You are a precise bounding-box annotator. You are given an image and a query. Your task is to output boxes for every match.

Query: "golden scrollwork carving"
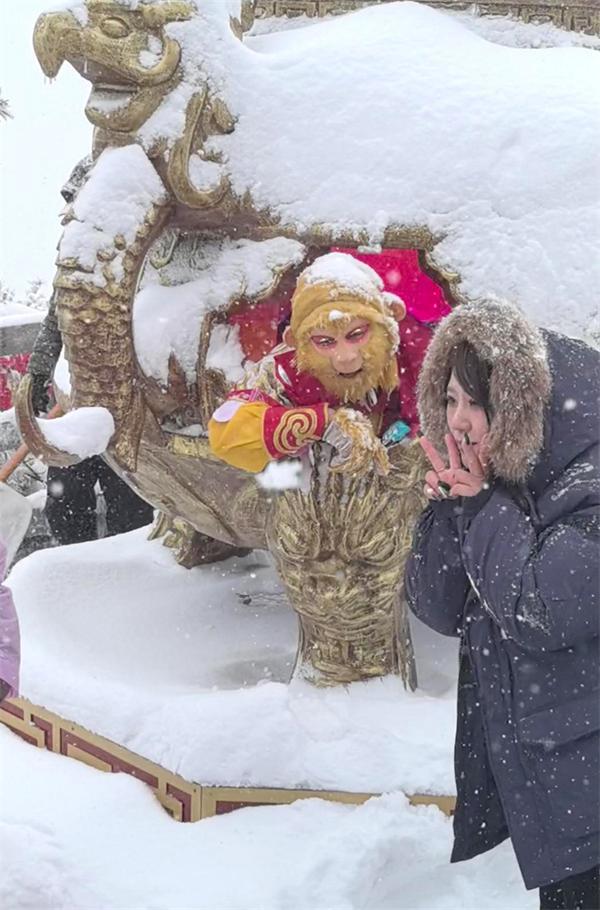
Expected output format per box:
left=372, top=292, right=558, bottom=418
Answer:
left=167, top=89, right=234, bottom=211
left=148, top=512, right=250, bottom=567
left=16, top=192, right=173, bottom=471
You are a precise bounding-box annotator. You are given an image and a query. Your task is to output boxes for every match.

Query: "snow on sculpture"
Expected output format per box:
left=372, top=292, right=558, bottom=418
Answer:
left=15, top=0, right=600, bottom=686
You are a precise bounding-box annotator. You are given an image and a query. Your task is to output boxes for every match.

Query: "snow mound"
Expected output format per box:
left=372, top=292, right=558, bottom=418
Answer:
left=147, top=0, right=599, bottom=342
left=59, top=145, right=167, bottom=285
left=205, top=322, right=246, bottom=383
left=38, top=407, right=114, bottom=458
left=257, top=459, right=304, bottom=490
left=301, top=251, right=385, bottom=297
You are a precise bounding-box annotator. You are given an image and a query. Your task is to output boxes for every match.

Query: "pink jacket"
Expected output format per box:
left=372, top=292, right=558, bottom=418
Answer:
left=0, top=540, right=20, bottom=697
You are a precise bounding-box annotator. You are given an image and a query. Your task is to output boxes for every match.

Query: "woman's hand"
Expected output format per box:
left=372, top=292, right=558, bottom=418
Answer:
left=420, top=433, right=490, bottom=499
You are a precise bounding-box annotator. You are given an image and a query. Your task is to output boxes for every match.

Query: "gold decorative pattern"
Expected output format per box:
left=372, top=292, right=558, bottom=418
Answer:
left=0, top=698, right=456, bottom=819
left=0, top=697, right=202, bottom=822
left=167, top=89, right=234, bottom=211
left=272, top=408, right=320, bottom=455
left=148, top=512, right=250, bottom=566
left=266, top=441, right=427, bottom=686
left=254, top=0, right=599, bottom=34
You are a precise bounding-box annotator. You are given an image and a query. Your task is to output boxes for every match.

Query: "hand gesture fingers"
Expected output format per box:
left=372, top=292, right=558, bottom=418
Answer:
left=419, top=436, right=447, bottom=473
left=460, top=438, right=485, bottom=477
left=424, top=469, right=442, bottom=497
left=448, top=468, right=486, bottom=498
left=424, top=471, right=442, bottom=500
left=444, top=434, right=462, bottom=471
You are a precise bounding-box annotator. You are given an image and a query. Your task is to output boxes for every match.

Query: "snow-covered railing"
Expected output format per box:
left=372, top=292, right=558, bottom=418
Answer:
left=0, top=697, right=456, bottom=820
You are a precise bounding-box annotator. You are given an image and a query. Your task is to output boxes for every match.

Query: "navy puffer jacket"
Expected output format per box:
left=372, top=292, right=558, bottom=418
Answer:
left=405, top=302, right=599, bottom=890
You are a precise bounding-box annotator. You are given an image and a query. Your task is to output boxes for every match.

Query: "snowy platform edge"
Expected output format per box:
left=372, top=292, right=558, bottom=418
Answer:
left=0, top=697, right=456, bottom=820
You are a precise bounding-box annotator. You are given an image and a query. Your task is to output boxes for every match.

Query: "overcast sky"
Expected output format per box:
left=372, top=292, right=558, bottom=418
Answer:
left=0, top=1, right=92, bottom=299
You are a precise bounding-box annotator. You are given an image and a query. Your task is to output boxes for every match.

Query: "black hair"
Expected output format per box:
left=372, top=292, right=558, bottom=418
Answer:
left=447, top=341, right=492, bottom=417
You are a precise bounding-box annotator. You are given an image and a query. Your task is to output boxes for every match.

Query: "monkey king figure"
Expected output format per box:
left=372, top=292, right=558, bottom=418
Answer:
left=209, top=252, right=432, bottom=476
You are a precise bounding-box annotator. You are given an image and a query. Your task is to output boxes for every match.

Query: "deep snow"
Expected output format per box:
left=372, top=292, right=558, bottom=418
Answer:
left=0, top=723, right=536, bottom=909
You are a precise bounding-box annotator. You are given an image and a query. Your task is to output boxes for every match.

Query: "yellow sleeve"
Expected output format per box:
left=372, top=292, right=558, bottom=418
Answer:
left=208, top=402, right=271, bottom=474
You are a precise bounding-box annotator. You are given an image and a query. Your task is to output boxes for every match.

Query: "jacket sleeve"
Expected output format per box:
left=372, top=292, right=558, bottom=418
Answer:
left=463, top=473, right=599, bottom=651
left=208, top=396, right=329, bottom=474
left=27, top=290, right=62, bottom=379
left=404, top=501, right=470, bottom=637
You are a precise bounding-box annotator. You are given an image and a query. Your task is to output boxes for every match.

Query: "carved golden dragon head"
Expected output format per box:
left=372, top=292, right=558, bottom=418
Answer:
left=33, top=1, right=194, bottom=135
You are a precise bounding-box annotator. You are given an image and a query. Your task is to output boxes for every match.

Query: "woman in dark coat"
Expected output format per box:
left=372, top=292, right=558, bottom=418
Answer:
left=405, top=300, right=599, bottom=909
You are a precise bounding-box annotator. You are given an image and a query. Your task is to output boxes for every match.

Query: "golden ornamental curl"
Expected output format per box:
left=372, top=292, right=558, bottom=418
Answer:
left=272, top=408, right=319, bottom=456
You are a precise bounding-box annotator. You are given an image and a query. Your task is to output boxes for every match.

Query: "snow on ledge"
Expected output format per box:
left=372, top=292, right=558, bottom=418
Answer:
left=0, top=303, right=44, bottom=328
left=301, top=251, right=384, bottom=297
left=134, top=236, right=306, bottom=385
left=205, top=323, right=245, bottom=383
left=38, top=407, right=115, bottom=458
left=59, top=145, right=167, bottom=287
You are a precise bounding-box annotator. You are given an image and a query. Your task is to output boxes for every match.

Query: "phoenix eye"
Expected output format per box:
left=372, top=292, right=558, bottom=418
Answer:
left=100, top=17, right=131, bottom=39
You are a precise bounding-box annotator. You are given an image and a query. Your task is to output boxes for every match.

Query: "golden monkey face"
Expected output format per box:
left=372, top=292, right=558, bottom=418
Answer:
left=294, top=314, right=398, bottom=403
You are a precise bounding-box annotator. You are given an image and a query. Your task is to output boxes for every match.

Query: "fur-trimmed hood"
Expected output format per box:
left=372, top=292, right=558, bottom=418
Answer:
left=418, top=300, right=599, bottom=486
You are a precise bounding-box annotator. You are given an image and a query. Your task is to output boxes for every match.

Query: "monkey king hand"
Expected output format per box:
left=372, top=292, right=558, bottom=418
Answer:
left=323, top=408, right=390, bottom=477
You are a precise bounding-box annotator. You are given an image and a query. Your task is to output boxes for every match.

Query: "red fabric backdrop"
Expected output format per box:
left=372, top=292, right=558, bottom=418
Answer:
left=228, top=248, right=451, bottom=363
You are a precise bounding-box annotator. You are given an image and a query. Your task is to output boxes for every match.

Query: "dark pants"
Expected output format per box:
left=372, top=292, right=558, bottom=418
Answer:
left=540, top=867, right=599, bottom=910
left=46, top=457, right=154, bottom=545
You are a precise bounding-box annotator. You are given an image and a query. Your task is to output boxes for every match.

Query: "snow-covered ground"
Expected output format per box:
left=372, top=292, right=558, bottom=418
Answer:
left=10, top=528, right=458, bottom=795
left=1, top=527, right=542, bottom=907
left=0, top=722, right=536, bottom=910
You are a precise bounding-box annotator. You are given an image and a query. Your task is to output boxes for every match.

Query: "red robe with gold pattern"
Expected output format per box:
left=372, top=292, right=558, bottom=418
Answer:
left=208, top=314, right=431, bottom=473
